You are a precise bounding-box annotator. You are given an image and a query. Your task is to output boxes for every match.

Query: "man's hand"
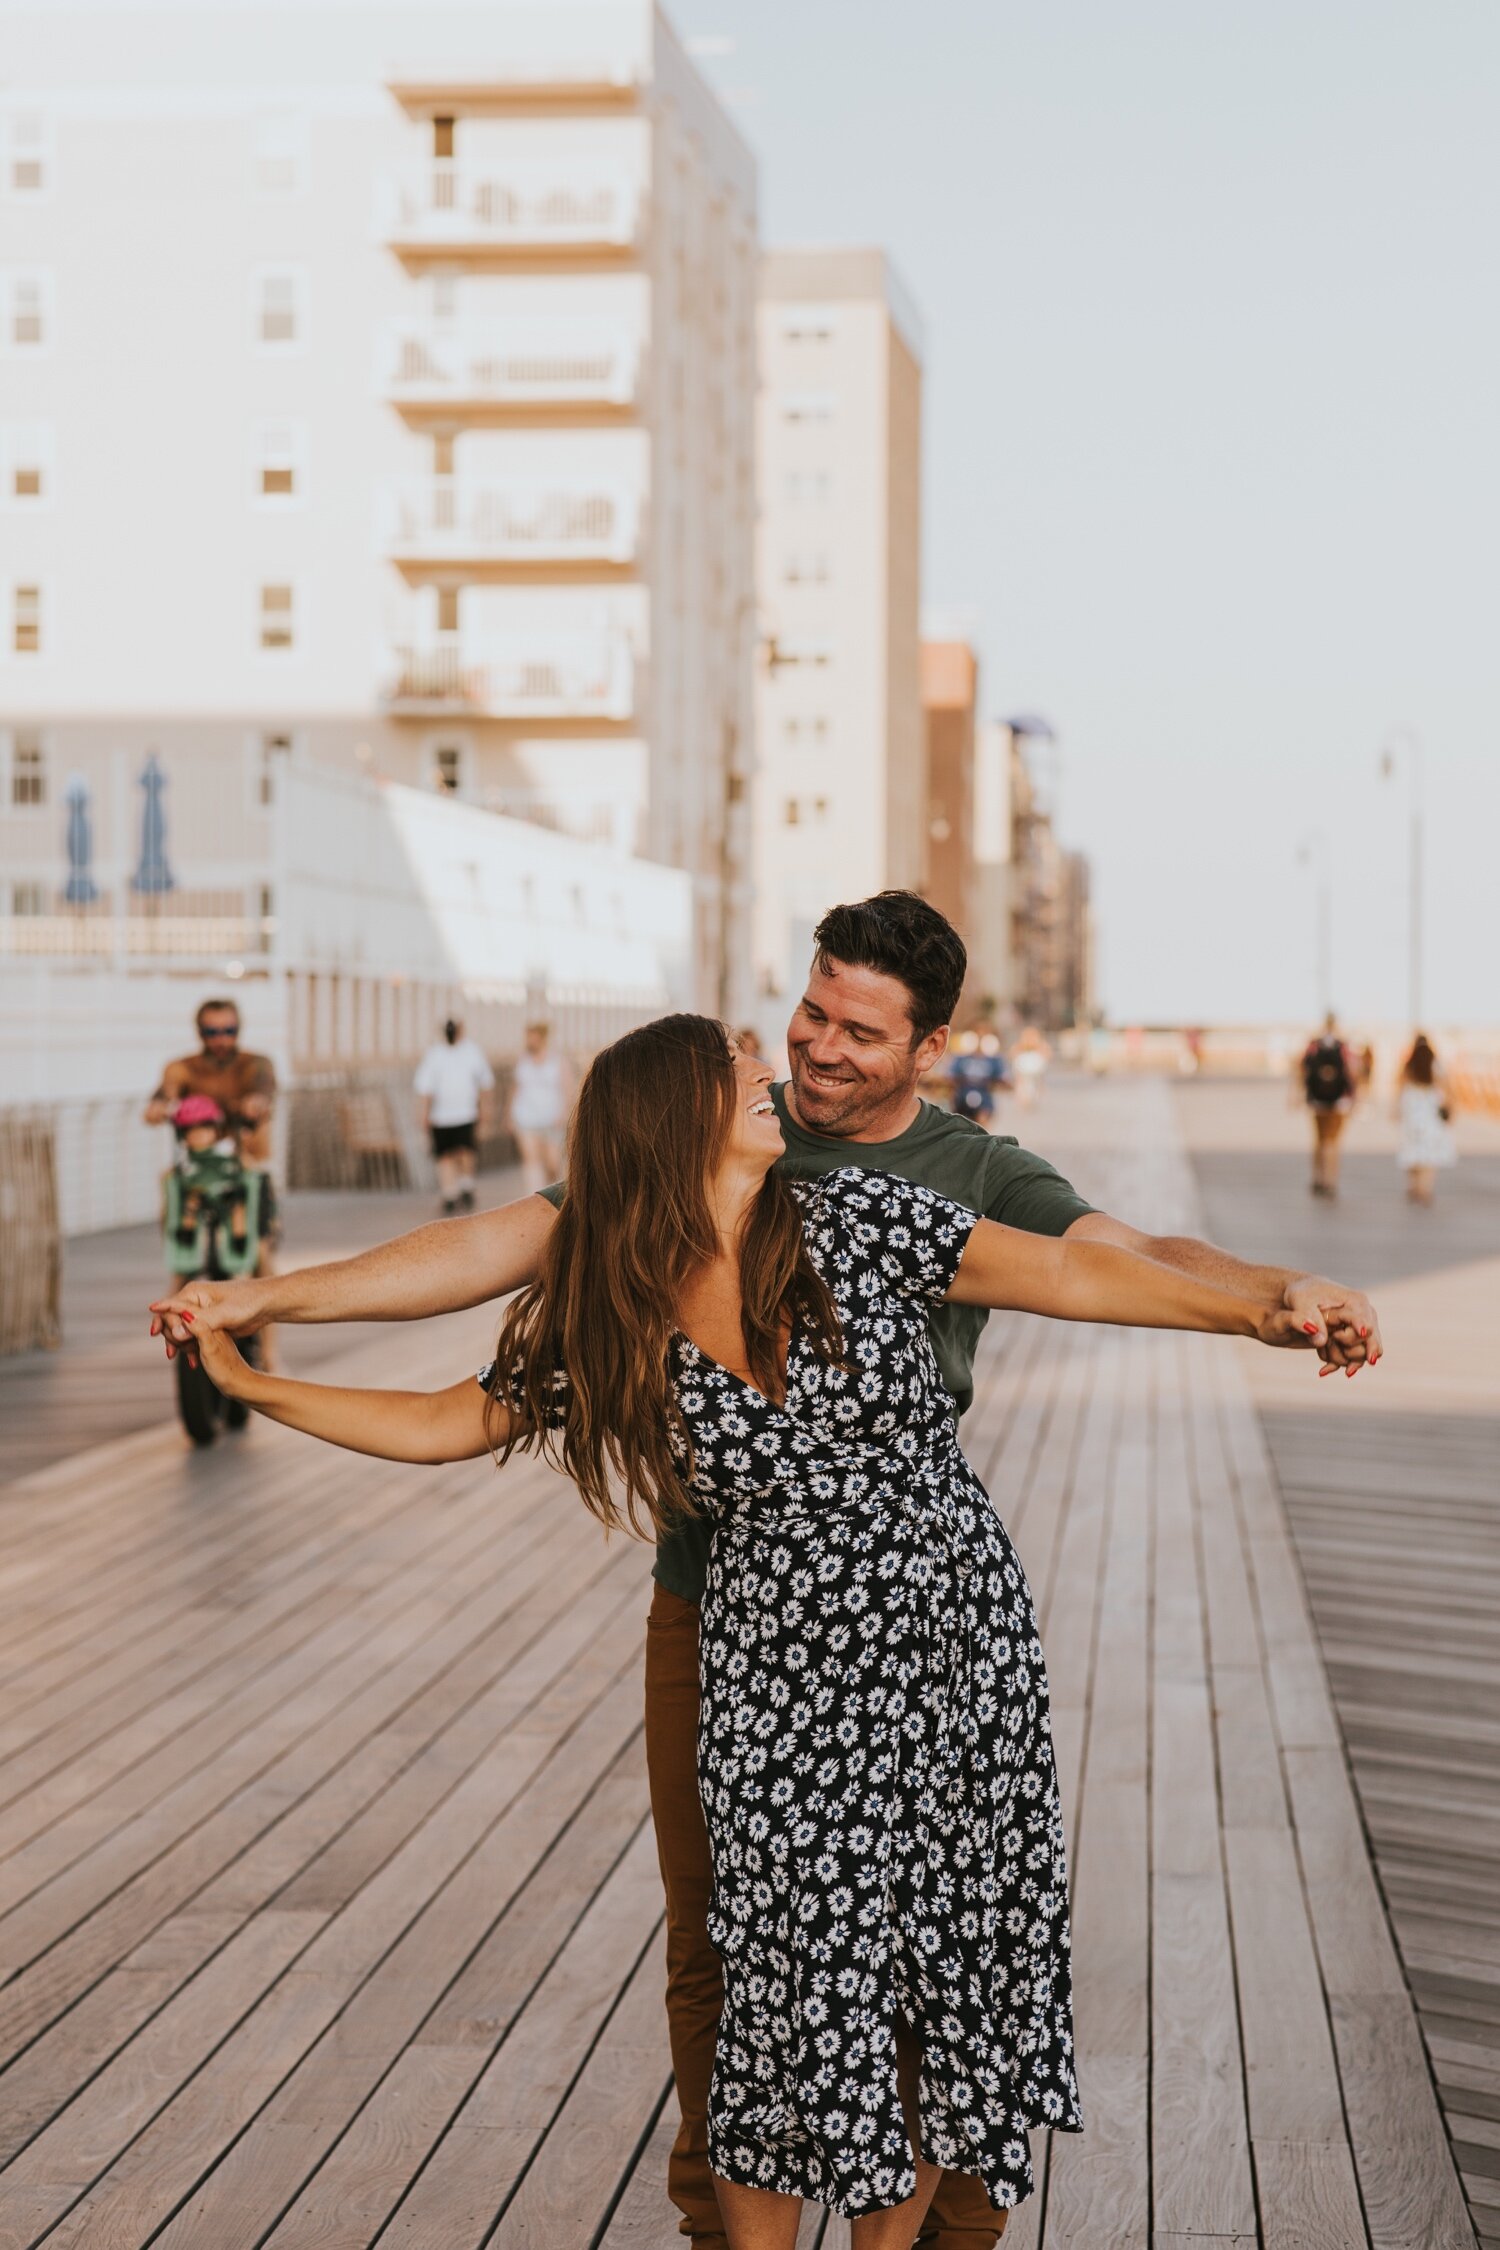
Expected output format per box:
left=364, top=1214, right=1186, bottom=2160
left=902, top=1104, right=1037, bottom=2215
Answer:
left=1282, top=1276, right=1382, bottom=1376
left=151, top=1276, right=272, bottom=1355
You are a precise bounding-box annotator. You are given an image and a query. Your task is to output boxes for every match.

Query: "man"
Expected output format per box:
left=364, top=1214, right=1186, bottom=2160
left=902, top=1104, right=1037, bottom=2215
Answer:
left=145, top=998, right=278, bottom=1255
left=414, top=1017, right=494, bottom=1214
left=1298, top=1009, right=1357, bottom=1199
left=151, top=894, right=1380, bottom=2250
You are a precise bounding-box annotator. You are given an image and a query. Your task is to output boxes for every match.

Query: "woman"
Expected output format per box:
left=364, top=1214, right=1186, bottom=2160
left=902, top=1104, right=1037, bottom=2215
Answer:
left=509, top=1020, right=569, bottom=1196
left=1395, top=1033, right=1456, bottom=1205
left=188, top=1016, right=1326, bottom=2249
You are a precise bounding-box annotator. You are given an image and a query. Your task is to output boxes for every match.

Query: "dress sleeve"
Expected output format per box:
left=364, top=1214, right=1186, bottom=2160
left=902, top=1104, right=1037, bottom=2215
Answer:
left=475, top=1356, right=571, bottom=1427
left=826, top=1167, right=981, bottom=1306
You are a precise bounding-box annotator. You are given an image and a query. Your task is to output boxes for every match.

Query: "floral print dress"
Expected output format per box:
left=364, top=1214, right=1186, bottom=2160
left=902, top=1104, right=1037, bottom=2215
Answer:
left=487, top=1167, right=1080, bottom=2218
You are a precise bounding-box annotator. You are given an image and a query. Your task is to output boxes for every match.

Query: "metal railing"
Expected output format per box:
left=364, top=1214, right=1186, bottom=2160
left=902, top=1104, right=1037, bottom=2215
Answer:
left=387, top=480, right=639, bottom=563
left=383, top=321, right=640, bottom=407
left=385, top=163, right=641, bottom=248
left=0, top=915, right=270, bottom=960
left=383, top=636, right=636, bottom=719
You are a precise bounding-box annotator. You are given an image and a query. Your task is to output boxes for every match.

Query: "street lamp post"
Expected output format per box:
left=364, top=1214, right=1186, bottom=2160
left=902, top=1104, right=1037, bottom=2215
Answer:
left=1379, top=726, right=1425, bottom=1029
left=1297, top=829, right=1331, bottom=1021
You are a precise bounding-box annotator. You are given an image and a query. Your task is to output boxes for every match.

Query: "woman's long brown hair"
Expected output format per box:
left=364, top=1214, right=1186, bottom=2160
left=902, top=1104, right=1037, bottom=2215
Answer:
left=486, top=1014, right=844, bottom=1537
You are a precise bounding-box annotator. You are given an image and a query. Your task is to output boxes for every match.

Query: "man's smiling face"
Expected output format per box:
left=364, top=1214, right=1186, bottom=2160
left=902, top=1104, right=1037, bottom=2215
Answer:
left=784, top=955, right=950, bottom=1141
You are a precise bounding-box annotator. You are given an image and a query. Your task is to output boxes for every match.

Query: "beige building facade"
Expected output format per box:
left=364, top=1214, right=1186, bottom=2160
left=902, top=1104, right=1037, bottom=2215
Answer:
left=0, top=0, right=757, bottom=1014
left=750, top=248, right=923, bottom=1025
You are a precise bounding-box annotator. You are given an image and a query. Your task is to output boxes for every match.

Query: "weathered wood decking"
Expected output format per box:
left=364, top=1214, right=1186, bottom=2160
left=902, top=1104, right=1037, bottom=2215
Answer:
left=0, top=1080, right=1478, bottom=2246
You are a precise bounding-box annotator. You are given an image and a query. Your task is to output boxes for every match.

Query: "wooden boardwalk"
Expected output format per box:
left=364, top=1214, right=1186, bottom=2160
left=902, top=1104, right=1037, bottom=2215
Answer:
left=1181, top=1075, right=1500, bottom=2250
left=0, top=1080, right=1477, bottom=2247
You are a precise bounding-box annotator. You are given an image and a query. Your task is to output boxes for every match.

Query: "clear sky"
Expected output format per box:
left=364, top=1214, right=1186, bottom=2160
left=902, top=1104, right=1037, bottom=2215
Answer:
left=673, top=0, right=1500, bottom=1028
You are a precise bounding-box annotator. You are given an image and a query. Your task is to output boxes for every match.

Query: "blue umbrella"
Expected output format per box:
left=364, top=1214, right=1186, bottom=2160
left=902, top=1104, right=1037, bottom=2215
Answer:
left=131, top=751, right=175, bottom=896
left=62, top=775, right=99, bottom=906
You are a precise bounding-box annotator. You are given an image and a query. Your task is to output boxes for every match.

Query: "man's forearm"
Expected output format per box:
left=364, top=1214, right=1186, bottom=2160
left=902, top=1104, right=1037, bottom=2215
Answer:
left=245, top=1196, right=555, bottom=1324
left=1129, top=1232, right=1310, bottom=1307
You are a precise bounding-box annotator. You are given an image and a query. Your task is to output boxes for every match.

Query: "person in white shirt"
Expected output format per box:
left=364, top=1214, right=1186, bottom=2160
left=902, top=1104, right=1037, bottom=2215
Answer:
left=509, top=1021, right=570, bottom=1196
left=414, top=1020, right=495, bottom=1215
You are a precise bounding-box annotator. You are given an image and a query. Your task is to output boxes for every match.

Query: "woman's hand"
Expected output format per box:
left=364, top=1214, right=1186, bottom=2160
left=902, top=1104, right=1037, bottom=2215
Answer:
left=187, top=1316, right=260, bottom=1397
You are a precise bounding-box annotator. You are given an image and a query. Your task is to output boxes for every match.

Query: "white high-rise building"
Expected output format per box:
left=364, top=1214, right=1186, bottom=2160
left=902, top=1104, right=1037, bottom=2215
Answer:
left=751, top=247, right=924, bottom=1025
left=0, top=0, right=757, bottom=1014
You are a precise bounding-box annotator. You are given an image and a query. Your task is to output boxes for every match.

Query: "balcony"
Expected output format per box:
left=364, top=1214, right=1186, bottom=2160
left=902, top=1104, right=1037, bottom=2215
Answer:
left=383, top=634, right=636, bottom=723
left=387, top=480, right=640, bottom=568
left=383, top=322, right=641, bottom=412
left=383, top=163, right=642, bottom=254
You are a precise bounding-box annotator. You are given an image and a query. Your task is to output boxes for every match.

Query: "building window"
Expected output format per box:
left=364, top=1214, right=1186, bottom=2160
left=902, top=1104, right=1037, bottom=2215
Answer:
left=13, top=583, right=40, bottom=653
left=432, top=431, right=456, bottom=478
left=781, top=391, right=835, bottom=424
left=785, top=469, right=831, bottom=507
left=10, top=422, right=50, bottom=500
left=256, top=269, right=304, bottom=349
left=783, top=798, right=800, bottom=826
left=435, top=585, right=460, bottom=636
left=6, top=113, right=49, bottom=196
left=255, top=113, right=305, bottom=195
left=433, top=116, right=455, bottom=160
left=259, top=583, right=295, bottom=650
left=10, top=880, right=46, bottom=916
left=10, top=728, right=46, bottom=804
left=258, top=730, right=293, bottom=805
left=253, top=421, right=304, bottom=503
left=430, top=269, right=458, bottom=323
left=432, top=743, right=464, bottom=794
left=779, top=306, right=836, bottom=343
left=9, top=272, right=48, bottom=349
left=783, top=552, right=831, bottom=586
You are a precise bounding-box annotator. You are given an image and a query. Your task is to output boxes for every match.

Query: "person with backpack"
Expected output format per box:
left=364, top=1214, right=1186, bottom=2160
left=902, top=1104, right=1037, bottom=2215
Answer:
left=1298, top=1011, right=1357, bottom=1198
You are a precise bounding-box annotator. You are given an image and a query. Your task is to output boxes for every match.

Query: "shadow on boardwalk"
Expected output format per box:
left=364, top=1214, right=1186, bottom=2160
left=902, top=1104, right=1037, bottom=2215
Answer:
left=0, top=1081, right=1479, bottom=2246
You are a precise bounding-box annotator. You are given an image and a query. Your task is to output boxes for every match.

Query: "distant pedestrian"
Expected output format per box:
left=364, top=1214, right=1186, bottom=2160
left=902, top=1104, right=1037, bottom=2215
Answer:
left=948, top=1027, right=1008, bottom=1129
left=415, top=1019, right=494, bottom=1215
left=509, top=1021, right=570, bottom=1197
left=1357, top=1041, right=1377, bottom=1095
left=1297, top=1011, right=1356, bottom=1199
left=1010, top=1025, right=1051, bottom=1111
left=1395, top=1033, right=1455, bottom=1206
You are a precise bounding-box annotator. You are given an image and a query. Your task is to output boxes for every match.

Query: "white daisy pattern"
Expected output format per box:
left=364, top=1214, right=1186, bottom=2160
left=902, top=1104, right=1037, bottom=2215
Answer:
left=485, top=1166, right=1080, bottom=2218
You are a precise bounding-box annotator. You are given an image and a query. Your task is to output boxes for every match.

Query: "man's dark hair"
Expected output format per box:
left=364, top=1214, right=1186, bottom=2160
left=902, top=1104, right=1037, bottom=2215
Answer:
left=812, top=891, right=967, bottom=1042
left=443, top=1018, right=460, bottom=1045
left=196, top=998, right=239, bottom=1034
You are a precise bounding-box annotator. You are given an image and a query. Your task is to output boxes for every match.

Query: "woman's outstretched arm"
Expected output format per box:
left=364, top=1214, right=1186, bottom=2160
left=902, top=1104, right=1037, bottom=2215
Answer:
left=190, top=1320, right=500, bottom=1461
left=947, top=1219, right=1314, bottom=1350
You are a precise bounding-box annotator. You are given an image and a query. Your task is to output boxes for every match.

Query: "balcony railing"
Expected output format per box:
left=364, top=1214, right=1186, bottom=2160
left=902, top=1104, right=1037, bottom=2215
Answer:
left=383, top=635, right=635, bottom=721
left=384, top=163, right=642, bottom=251
left=383, top=321, right=641, bottom=409
left=0, top=915, right=270, bottom=960
left=387, top=480, right=640, bottom=564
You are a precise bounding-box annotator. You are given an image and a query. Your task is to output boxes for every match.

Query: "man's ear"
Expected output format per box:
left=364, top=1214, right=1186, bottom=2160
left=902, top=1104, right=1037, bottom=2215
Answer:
left=914, top=1023, right=951, bottom=1074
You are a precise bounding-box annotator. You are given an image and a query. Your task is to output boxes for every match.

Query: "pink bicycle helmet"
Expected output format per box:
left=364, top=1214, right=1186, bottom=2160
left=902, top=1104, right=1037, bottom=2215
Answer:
left=172, top=1094, right=227, bottom=1130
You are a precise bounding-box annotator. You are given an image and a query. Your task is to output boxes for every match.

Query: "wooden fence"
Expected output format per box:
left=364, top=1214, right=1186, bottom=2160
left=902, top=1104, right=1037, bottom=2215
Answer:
left=0, top=1110, right=62, bottom=1353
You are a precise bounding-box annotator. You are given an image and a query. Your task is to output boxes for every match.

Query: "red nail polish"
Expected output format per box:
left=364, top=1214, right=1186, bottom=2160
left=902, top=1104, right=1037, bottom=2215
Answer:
left=1302, top=1323, right=1319, bottom=1335
left=1359, top=1326, right=1369, bottom=1339
left=181, top=1310, right=195, bottom=1323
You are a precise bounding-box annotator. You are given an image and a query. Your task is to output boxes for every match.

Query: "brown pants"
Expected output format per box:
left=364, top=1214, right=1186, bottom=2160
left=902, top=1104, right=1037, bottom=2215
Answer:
left=644, top=1583, right=1009, bottom=2247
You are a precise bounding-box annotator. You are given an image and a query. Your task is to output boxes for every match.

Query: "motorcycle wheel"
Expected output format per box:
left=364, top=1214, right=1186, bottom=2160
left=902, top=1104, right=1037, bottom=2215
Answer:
left=176, top=1349, right=223, bottom=1448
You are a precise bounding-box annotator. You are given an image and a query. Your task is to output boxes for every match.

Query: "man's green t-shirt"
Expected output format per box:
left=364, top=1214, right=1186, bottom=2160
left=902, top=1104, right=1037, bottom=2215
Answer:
left=539, top=1082, right=1095, bottom=1604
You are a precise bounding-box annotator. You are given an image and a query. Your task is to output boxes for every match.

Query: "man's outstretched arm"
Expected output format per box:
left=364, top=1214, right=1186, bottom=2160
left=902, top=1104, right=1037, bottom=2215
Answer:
left=151, top=1193, right=558, bottom=1347
left=1065, top=1211, right=1380, bottom=1373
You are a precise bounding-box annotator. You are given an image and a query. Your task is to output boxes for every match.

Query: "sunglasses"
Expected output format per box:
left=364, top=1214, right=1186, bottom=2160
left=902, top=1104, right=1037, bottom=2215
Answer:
left=202, top=1025, right=240, bottom=1040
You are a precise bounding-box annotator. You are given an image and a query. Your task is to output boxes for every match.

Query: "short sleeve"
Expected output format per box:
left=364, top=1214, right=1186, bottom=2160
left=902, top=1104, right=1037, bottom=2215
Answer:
left=983, top=1141, right=1094, bottom=1236
left=413, top=1052, right=436, bottom=1097
left=821, top=1167, right=981, bottom=1306
left=475, top=1355, right=571, bottom=1428
left=470, top=1045, right=496, bottom=1093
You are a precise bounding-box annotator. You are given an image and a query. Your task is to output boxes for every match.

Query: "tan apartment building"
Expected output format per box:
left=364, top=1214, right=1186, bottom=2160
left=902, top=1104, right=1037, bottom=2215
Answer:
left=920, top=637, right=978, bottom=955
left=751, top=248, right=923, bottom=1023
left=0, top=0, right=758, bottom=1015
